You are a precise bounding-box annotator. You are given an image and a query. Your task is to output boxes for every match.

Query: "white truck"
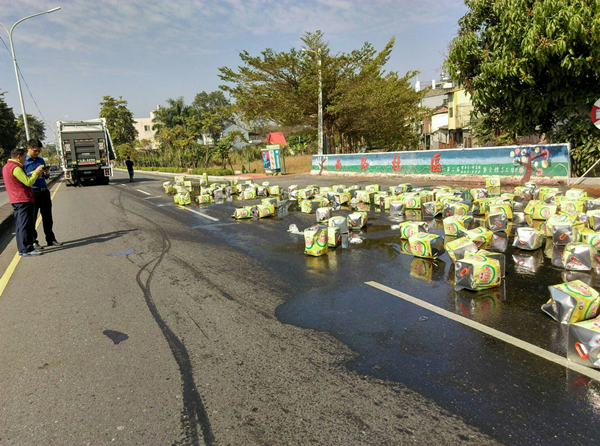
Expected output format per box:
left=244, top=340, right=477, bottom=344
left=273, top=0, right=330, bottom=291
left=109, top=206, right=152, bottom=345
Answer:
left=57, top=119, right=115, bottom=185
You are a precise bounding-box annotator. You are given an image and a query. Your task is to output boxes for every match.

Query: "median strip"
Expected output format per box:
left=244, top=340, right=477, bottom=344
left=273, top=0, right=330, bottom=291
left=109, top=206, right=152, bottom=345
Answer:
left=366, top=281, right=600, bottom=382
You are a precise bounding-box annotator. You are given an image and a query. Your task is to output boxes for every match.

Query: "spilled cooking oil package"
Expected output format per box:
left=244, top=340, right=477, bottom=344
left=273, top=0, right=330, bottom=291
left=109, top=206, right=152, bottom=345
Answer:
left=542, top=280, right=600, bottom=324
left=568, top=318, right=600, bottom=369
left=408, top=233, right=445, bottom=259
left=304, top=225, right=328, bottom=257
left=455, top=254, right=502, bottom=291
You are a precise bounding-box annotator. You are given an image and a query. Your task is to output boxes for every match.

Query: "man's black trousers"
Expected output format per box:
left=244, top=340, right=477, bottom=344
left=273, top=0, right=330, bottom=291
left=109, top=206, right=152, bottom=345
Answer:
left=12, top=202, right=34, bottom=254
left=32, top=188, right=56, bottom=245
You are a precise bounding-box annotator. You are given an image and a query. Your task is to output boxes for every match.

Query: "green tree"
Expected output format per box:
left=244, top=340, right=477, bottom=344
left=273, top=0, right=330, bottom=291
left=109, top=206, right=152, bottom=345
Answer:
left=445, top=0, right=600, bottom=174
left=16, top=114, right=46, bottom=146
left=152, top=98, right=202, bottom=168
left=0, top=92, right=18, bottom=159
left=219, top=31, right=426, bottom=153
left=99, top=95, right=138, bottom=146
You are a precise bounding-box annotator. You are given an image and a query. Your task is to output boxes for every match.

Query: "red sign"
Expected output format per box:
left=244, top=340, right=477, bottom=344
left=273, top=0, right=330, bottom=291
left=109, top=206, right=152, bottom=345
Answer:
left=592, top=99, right=600, bottom=129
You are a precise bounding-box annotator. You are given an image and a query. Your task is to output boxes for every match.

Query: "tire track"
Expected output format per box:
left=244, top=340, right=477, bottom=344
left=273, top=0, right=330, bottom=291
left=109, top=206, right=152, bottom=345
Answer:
left=110, top=193, right=214, bottom=446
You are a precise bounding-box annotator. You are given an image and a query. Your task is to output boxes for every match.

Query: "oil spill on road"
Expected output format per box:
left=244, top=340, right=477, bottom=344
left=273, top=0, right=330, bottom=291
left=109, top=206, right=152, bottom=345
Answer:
left=103, top=330, right=129, bottom=344
left=107, top=248, right=135, bottom=256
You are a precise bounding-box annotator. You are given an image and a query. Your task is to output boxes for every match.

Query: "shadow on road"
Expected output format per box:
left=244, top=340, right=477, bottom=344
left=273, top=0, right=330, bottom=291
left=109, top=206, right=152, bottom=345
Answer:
left=43, top=229, right=137, bottom=253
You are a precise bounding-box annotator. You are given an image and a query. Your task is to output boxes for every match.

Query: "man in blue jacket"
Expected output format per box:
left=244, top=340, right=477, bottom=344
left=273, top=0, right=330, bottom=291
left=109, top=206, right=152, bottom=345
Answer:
left=24, top=139, right=62, bottom=250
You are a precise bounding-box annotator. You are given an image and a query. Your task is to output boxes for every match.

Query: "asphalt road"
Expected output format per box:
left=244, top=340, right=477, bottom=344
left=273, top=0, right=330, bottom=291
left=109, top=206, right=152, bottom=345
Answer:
left=0, top=170, right=598, bottom=445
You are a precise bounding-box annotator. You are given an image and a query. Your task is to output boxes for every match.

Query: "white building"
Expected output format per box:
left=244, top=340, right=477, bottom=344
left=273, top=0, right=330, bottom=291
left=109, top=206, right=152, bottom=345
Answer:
left=133, top=108, right=158, bottom=150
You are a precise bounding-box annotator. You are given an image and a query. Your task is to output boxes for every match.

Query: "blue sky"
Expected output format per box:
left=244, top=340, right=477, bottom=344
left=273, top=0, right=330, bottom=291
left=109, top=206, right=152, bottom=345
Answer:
left=0, top=0, right=467, bottom=142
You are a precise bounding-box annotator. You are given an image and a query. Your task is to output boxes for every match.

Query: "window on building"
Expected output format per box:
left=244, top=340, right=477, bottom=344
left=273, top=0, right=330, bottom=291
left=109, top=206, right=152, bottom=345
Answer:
left=144, top=125, right=150, bottom=131
left=449, top=107, right=453, bottom=118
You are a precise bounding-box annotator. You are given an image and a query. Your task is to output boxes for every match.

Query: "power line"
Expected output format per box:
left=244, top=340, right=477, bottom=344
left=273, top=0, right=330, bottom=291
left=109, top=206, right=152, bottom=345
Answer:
left=0, top=34, right=50, bottom=136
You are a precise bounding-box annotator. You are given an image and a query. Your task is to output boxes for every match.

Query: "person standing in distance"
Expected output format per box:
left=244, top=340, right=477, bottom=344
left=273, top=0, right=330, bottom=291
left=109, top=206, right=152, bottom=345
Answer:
left=24, top=139, right=62, bottom=250
left=125, top=156, right=134, bottom=182
left=2, top=148, right=44, bottom=257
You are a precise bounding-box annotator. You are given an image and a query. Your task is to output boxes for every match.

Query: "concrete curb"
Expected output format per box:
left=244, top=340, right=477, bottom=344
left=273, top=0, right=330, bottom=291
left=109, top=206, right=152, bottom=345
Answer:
left=0, top=173, right=63, bottom=242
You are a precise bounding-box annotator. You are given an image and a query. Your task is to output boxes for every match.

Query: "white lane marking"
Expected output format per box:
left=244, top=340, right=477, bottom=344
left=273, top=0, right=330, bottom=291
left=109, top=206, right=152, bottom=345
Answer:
left=366, top=281, right=600, bottom=382
left=156, top=204, right=168, bottom=207
left=180, top=206, right=219, bottom=221
left=144, top=196, right=163, bottom=199
left=135, top=189, right=151, bottom=195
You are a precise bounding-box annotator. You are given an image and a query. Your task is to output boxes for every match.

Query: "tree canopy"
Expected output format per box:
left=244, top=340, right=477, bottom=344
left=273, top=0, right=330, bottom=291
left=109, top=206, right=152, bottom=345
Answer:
left=219, top=31, right=427, bottom=153
left=16, top=114, right=45, bottom=146
left=0, top=92, right=18, bottom=159
left=99, top=95, right=138, bottom=146
left=445, top=0, right=600, bottom=173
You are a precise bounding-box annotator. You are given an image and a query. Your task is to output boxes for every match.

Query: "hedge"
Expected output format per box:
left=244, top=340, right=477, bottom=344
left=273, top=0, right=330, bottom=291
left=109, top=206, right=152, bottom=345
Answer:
left=132, top=166, right=234, bottom=176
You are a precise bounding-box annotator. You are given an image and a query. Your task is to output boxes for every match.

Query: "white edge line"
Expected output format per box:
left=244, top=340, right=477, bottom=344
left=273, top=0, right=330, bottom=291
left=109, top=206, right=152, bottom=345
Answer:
left=180, top=206, right=219, bottom=221
left=366, top=281, right=600, bottom=382
left=135, top=189, right=151, bottom=195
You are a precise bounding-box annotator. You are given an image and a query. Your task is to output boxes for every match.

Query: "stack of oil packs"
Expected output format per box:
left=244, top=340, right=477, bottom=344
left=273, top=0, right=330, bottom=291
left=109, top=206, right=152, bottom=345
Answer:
left=485, top=176, right=501, bottom=196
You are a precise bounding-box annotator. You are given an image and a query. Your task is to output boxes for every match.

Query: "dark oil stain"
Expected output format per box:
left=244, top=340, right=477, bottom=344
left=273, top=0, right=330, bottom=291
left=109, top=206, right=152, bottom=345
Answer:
left=103, top=330, right=129, bottom=344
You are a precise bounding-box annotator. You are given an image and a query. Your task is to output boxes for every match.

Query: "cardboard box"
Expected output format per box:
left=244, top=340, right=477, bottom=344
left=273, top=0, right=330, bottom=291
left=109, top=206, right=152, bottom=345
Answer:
left=403, top=194, right=422, bottom=210
left=365, top=184, right=380, bottom=192
left=470, top=188, right=488, bottom=200
left=543, top=280, right=600, bottom=324
left=304, top=225, right=328, bottom=257
left=513, top=250, right=544, bottom=273
left=552, top=223, right=581, bottom=245
left=565, top=189, right=587, bottom=200
left=489, top=203, right=512, bottom=219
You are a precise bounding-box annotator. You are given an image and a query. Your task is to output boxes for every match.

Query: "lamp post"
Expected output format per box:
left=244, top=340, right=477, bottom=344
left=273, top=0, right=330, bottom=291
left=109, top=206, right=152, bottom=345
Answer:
left=302, top=48, right=324, bottom=155
left=0, top=7, right=61, bottom=142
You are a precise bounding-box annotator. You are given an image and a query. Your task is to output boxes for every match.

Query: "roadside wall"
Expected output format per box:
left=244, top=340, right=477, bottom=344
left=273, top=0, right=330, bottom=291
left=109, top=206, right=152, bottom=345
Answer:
left=311, top=144, right=570, bottom=184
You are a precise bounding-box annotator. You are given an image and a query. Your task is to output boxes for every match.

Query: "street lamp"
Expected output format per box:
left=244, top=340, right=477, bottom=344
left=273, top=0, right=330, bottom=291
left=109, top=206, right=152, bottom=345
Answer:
left=302, top=48, right=324, bottom=155
left=0, top=7, right=61, bottom=142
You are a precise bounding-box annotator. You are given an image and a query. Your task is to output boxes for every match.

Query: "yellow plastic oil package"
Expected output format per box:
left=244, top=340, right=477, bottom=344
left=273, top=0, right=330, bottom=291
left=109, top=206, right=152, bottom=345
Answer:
left=543, top=280, right=600, bottom=324
left=304, top=225, right=328, bottom=257
left=443, top=215, right=472, bottom=236
left=398, top=221, right=428, bottom=239
left=455, top=254, right=502, bottom=291
left=408, top=233, right=445, bottom=259
left=233, top=206, right=255, bottom=219
left=567, top=318, right=600, bottom=369
left=562, top=242, right=594, bottom=271
left=445, top=237, right=478, bottom=263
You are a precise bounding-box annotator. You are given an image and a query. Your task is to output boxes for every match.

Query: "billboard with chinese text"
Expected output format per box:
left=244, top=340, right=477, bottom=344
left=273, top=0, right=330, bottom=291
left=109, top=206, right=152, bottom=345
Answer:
left=311, top=144, right=570, bottom=182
